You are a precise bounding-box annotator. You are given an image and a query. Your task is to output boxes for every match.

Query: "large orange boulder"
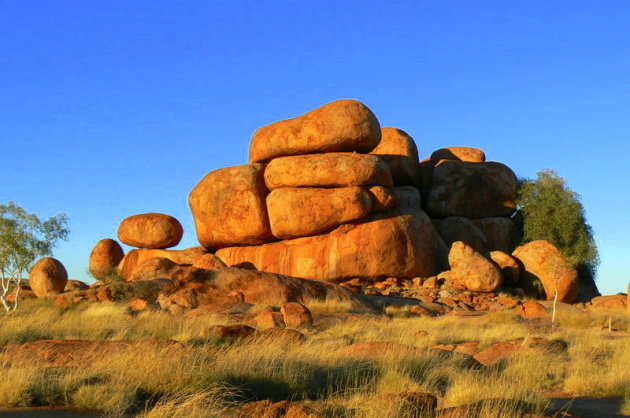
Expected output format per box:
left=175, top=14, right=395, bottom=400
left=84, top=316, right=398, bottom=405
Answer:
left=29, top=257, right=68, bottom=297
left=432, top=217, right=488, bottom=253
left=472, top=218, right=517, bottom=253
left=512, top=240, right=579, bottom=303
left=118, top=213, right=183, bottom=249
left=488, top=251, right=521, bottom=285
left=118, top=247, right=209, bottom=281
left=430, top=147, right=486, bottom=163
left=426, top=161, right=517, bottom=218
left=249, top=100, right=381, bottom=163
left=448, top=241, right=503, bottom=292
left=89, top=238, right=125, bottom=280
left=264, top=152, right=392, bottom=189
left=216, top=188, right=447, bottom=281
left=266, top=186, right=374, bottom=239
left=370, top=128, right=421, bottom=186
left=189, top=164, right=274, bottom=249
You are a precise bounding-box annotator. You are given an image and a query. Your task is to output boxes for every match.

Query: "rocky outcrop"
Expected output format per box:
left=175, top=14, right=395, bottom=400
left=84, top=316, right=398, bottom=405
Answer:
left=267, top=186, right=374, bottom=239
left=264, top=152, right=392, bottom=189
left=89, top=238, right=124, bottom=281
left=216, top=188, right=447, bottom=281
left=448, top=241, right=503, bottom=292
left=118, top=247, right=209, bottom=281
left=118, top=213, right=183, bottom=249
left=189, top=163, right=274, bottom=249
left=425, top=161, right=517, bottom=218
left=369, top=128, right=421, bottom=186
left=513, top=240, right=579, bottom=303
left=29, top=257, right=68, bottom=297
left=249, top=99, right=381, bottom=163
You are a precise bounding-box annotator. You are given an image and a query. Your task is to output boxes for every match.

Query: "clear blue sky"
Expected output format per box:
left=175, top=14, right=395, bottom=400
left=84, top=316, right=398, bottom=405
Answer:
left=1, top=1, right=628, bottom=294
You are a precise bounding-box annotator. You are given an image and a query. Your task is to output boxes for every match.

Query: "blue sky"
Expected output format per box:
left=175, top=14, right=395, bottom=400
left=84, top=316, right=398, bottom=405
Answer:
left=1, top=1, right=628, bottom=294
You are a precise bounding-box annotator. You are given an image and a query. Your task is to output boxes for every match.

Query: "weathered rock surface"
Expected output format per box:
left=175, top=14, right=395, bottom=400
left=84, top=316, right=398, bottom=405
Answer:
left=473, top=338, right=567, bottom=366
left=189, top=163, right=274, bottom=249
left=118, top=247, right=209, bottom=281
left=142, top=260, right=374, bottom=312
left=472, top=218, right=517, bottom=253
left=426, top=161, right=517, bottom=218
left=281, top=302, right=313, bottom=328
left=29, top=257, right=68, bottom=297
left=89, top=238, right=124, bottom=281
left=516, top=300, right=548, bottom=319
left=448, top=241, right=503, bottom=292
left=266, top=186, right=374, bottom=239
left=264, top=152, right=392, bottom=189
left=588, top=295, right=627, bottom=311
left=118, top=213, right=183, bottom=249
left=217, top=188, right=447, bottom=281
left=368, top=186, right=397, bottom=212
left=192, top=253, right=227, bottom=270
left=432, top=217, right=488, bottom=253
left=54, top=279, right=172, bottom=307
left=430, top=147, right=486, bottom=163
left=249, top=99, right=381, bottom=163
left=64, top=280, right=89, bottom=292
left=488, top=251, right=521, bottom=285
left=369, top=128, right=421, bottom=186
left=513, top=240, right=579, bottom=303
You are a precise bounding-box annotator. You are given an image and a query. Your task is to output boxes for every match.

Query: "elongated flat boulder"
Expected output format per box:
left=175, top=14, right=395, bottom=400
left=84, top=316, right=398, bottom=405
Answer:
left=430, top=147, right=486, bottom=163
left=264, top=152, right=392, bottom=189
left=217, top=188, right=446, bottom=281
left=249, top=100, right=381, bottom=163
left=370, top=128, right=421, bottom=186
left=118, top=213, right=183, bottom=249
left=118, top=247, right=209, bottom=281
left=266, top=187, right=374, bottom=239
left=426, top=161, right=517, bottom=218
left=189, top=164, right=274, bottom=249
left=513, top=240, right=579, bottom=303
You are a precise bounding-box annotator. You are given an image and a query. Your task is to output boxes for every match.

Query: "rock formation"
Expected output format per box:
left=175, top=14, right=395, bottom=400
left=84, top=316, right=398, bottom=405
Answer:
left=29, top=257, right=68, bottom=297
left=89, top=238, right=124, bottom=280
left=118, top=213, right=183, bottom=249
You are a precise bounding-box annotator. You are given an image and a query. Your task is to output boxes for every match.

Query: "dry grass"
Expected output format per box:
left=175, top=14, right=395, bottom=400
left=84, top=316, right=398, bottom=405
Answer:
left=0, top=298, right=628, bottom=416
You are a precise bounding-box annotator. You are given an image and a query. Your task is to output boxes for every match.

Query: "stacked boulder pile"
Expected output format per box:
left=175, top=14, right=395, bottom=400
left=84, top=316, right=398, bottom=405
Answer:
left=31, top=99, right=627, bottom=315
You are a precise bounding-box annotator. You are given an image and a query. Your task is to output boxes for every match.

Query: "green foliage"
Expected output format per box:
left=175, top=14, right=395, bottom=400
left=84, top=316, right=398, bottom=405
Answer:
left=0, top=202, right=69, bottom=310
left=513, top=169, right=599, bottom=284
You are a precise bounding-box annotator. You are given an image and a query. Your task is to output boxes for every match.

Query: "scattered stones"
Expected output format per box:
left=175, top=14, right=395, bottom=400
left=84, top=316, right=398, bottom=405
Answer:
left=89, top=238, right=125, bottom=281
left=118, top=213, right=183, bottom=249
left=249, top=99, right=381, bottom=163
left=252, top=308, right=283, bottom=329
left=448, top=241, right=503, bottom=292
left=281, top=302, right=313, bottom=328
left=29, top=257, right=68, bottom=297
left=513, top=240, right=579, bottom=303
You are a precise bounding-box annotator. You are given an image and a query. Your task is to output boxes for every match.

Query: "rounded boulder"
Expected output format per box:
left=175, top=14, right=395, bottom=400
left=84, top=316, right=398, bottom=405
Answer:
left=29, top=257, right=68, bottom=297
left=448, top=241, right=503, bottom=292
left=118, top=213, right=183, bottom=249
left=89, top=238, right=125, bottom=280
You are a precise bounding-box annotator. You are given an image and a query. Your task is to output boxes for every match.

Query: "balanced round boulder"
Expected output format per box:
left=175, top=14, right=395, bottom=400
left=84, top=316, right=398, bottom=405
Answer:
left=29, top=257, right=68, bottom=297
left=488, top=251, right=521, bottom=285
left=430, top=147, right=486, bottom=163
left=89, top=238, right=124, bottom=281
left=432, top=217, right=488, bottom=253
left=426, top=161, right=517, bottom=218
left=370, top=128, right=421, bottom=187
left=189, top=164, right=274, bottom=249
left=512, top=240, right=579, bottom=303
left=249, top=99, right=381, bottom=163
left=266, top=186, right=374, bottom=239
left=448, top=241, right=503, bottom=292
left=118, top=213, right=183, bottom=249
left=264, top=152, right=393, bottom=189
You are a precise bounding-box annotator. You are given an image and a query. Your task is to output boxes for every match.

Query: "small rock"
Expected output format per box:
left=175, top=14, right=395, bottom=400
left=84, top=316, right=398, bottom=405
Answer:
left=281, top=302, right=313, bottom=328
